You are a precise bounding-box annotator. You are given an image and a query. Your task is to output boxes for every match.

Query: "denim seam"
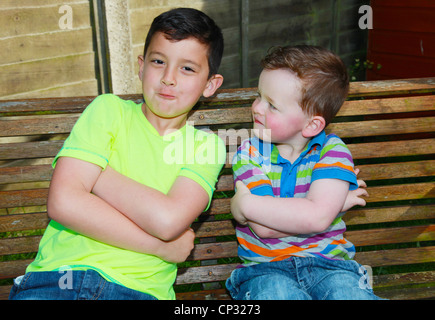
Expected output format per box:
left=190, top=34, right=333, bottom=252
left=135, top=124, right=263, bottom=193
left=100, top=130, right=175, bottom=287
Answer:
left=93, top=276, right=106, bottom=300
left=17, top=273, right=32, bottom=294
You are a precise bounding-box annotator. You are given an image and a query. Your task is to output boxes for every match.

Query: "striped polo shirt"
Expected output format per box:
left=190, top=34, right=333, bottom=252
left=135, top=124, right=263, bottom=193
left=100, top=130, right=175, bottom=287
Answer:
left=232, top=131, right=358, bottom=266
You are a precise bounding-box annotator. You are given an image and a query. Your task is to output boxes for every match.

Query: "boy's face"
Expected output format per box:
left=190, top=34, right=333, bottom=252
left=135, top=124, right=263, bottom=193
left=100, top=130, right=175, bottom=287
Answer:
left=138, top=32, right=222, bottom=127
left=252, top=68, right=310, bottom=144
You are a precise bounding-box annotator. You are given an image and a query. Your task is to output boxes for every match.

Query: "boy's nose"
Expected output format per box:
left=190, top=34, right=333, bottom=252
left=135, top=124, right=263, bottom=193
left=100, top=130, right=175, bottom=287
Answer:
left=161, top=77, right=175, bottom=86
left=161, top=68, right=176, bottom=86
left=252, top=98, right=264, bottom=115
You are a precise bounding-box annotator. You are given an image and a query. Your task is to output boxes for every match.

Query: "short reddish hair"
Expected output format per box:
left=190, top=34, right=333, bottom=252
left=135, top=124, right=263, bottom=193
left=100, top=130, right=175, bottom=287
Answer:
left=261, top=45, right=349, bottom=126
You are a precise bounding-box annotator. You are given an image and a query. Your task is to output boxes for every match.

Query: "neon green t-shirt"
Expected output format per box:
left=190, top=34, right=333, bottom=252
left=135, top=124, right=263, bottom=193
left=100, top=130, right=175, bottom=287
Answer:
left=26, top=94, right=226, bottom=300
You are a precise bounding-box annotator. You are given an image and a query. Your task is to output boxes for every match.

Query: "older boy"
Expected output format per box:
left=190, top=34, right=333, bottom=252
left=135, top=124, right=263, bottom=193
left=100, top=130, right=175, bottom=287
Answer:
left=10, top=8, right=225, bottom=300
left=226, top=45, right=380, bottom=300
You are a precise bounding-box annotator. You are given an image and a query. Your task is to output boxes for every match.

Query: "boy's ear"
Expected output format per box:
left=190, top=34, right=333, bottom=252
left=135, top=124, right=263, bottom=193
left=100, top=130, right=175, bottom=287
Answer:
left=203, top=74, right=224, bottom=98
left=302, top=116, right=326, bottom=138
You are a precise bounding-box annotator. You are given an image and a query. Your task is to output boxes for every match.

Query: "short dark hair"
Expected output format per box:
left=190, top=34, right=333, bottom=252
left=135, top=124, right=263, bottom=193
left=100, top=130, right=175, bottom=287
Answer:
left=144, top=8, right=224, bottom=78
left=261, top=45, right=349, bottom=126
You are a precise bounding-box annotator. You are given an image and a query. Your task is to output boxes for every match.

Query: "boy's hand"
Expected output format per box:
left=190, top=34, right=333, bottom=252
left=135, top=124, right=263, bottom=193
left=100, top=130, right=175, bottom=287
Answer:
left=157, top=228, right=195, bottom=264
left=231, top=181, right=251, bottom=225
left=342, top=168, right=368, bottom=212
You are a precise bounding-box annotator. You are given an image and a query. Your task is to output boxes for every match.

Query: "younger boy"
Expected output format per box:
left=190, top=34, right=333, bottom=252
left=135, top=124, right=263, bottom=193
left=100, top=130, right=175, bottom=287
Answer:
left=226, top=45, right=380, bottom=300
left=9, top=8, right=225, bottom=300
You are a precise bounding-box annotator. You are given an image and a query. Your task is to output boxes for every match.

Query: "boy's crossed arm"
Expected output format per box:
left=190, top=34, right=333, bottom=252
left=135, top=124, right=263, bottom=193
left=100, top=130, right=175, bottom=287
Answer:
left=231, top=172, right=367, bottom=238
left=91, top=165, right=210, bottom=241
left=47, top=157, right=196, bottom=263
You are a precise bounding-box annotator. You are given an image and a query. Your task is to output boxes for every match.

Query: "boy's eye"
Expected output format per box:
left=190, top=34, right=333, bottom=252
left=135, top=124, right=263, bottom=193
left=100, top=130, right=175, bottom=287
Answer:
left=182, top=66, right=195, bottom=72
left=152, top=59, right=164, bottom=65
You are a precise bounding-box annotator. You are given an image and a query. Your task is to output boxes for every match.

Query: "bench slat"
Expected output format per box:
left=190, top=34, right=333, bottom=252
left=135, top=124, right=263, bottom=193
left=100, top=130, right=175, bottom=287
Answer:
left=2, top=160, right=432, bottom=187
left=0, top=212, right=49, bottom=233
left=347, top=77, right=435, bottom=97
left=176, top=263, right=238, bottom=285
left=377, top=286, right=435, bottom=300
left=0, top=140, right=63, bottom=161
left=0, top=183, right=431, bottom=213
left=0, top=107, right=254, bottom=137
left=2, top=95, right=434, bottom=137
left=0, top=164, right=53, bottom=185
left=345, top=204, right=435, bottom=225
left=187, top=242, right=238, bottom=261
left=347, top=138, right=435, bottom=160
left=346, top=225, right=435, bottom=247
left=374, top=270, right=435, bottom=289
left=176, top=288, right=230, bottom=300
left=0, top=259, right=34, bottom=280
left=0, top=236, right=42, bottom=256
left=355, top=160, right=435, bottom=181
left=0, top=114, right=80, bottom=137
left=355, top=246, right=435, bottom=267
left=0, top=189, right=48, bottom=208
left=1, top=182, right=433, bottom=209
left=2, top=203, right=434, bottom=236
left=2, top=136, right=433, bottom=162
left=365, top=182, right=434, bottom=203
left=338, top=95, right=435, bottom=116
left=327, top=117, right=435, bottom=138
left=1, top=78, right=433, bottom=115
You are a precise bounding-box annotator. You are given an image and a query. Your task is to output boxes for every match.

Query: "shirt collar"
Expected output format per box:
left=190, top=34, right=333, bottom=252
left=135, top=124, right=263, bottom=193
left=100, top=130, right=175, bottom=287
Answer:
left=256, top=130, right=326, bottom=165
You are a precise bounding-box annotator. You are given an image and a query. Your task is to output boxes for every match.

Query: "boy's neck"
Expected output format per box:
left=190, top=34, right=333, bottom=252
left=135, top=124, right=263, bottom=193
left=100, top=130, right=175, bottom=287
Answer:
left=142, top=103, right=188, bottom=136
left=275, top=137, right=310, bottom=163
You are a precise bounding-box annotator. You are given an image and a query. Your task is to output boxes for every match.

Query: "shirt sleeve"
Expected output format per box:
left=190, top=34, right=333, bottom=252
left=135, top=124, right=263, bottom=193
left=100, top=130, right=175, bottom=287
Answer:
left=178, top=131, right=226, bottom=210
left=311, top=134, right=358, bottom=190
left=232, top=139, right=274, bottom=197
left=53, top=94, right=121, bottom=169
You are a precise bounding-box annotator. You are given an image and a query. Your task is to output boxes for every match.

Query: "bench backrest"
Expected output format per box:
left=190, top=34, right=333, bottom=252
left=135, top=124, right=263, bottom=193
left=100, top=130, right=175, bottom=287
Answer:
left=1, top=78, right=434, bottom=300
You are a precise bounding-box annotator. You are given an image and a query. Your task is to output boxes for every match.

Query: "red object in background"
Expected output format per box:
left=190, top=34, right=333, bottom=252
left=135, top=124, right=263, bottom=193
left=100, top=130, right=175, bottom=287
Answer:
left=366, top=0, right=435, bottom=80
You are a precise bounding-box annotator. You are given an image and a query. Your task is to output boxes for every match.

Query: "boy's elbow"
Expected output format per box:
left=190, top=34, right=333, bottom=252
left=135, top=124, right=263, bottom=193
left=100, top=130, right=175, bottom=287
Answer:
left=150, top=217, right=185, bottom=242
left=251, top=225, right=276, bottom=238
left=155, top=229, right=180, bottom=242
left=306, top=213, right=334, bottom=234
left=309, top=221, right=330, bottom=234
left=46, top=191, right=66, bottom=222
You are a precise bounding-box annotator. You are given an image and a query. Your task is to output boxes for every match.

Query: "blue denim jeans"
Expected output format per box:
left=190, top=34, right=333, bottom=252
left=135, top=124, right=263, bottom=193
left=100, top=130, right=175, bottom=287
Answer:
left=9, top=269, right=157, bottom=300
left=226, top=257, right=382, bottom=300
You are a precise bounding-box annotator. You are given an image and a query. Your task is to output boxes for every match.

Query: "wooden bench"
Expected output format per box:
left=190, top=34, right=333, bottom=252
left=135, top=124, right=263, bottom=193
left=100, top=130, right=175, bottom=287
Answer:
left=1, top=77, right=434, bottom=300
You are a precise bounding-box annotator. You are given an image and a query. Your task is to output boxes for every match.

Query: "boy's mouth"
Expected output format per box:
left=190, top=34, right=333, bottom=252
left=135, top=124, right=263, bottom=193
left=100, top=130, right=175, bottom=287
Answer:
left=254, top=117, right=263, bottom=126
left=158, top=92, right=176, bottom=100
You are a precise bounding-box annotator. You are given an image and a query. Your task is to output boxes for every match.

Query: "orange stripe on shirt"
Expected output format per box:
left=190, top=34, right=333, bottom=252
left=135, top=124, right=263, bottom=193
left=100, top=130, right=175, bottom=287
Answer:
left=314, top=162, right=354, bottom=172
left=330, top=238, right=347, bottom=245
left=237, top=237, right=318, bottom=258
left=246, top=179, right=272, bottom=189
left=248, top=145, right=258, bottom=157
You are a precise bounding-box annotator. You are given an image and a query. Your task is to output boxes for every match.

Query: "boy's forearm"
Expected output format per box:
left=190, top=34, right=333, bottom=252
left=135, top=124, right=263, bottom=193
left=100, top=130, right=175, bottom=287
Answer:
left=248, top=221, right=295, bottom=239
left=92, top=166, right=207, bottom=241
left=240, top=180, right=349, bottom=234
left=240, top=195, right=321, bottom=234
